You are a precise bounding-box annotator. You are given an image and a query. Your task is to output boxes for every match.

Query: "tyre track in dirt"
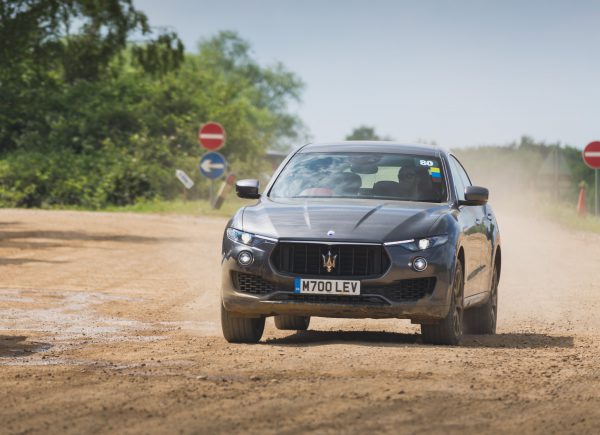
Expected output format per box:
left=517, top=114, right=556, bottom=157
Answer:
left=0, top=208, right=599, bottom=434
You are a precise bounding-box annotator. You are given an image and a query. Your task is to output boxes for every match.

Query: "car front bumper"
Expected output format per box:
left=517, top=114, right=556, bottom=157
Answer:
left=221, top=236, right=456, bottom=322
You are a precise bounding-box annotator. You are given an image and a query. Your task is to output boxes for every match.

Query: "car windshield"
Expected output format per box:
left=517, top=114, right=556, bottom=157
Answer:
left=269, top=152, right=447, bottom=202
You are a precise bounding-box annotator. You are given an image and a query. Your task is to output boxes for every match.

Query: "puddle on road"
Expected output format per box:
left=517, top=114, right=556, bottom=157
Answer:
left=0, top=289, right=35, bottom=303
left=0, top=288, right=217, bottom=357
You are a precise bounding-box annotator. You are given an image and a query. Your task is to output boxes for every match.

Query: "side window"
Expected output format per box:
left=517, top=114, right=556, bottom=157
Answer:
left=452, top=156, right=472, bottom=190
left=448, top=156, right=467, bottom=201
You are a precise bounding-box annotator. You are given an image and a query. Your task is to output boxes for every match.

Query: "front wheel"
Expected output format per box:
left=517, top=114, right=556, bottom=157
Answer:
left=221, top=303, right=265, bottom=343
left=464, top=265, right=498, bottom=334
left=421, top=261, right=464, bottom=345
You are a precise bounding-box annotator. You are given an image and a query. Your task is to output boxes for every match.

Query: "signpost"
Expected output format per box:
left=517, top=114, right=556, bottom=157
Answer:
left=199, top=152, right=227, bottom=179
left=175, top=169, right=194, bottom=202
left=198, top=122, right=226, bottom=150
left=199, top=151, right=228, bottom=204
left=175, top=169, right=194, bottom=190
left=583, top=141, right=600, bottom=216
left=198, top=121, right=228, bottom=206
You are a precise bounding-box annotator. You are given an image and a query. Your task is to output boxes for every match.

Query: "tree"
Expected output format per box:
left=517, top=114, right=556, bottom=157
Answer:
left=0, top=0, right=184, bottom=152
left=345, top=125, right=391, bottom=141
left=0, top=26, right=307, bottom=208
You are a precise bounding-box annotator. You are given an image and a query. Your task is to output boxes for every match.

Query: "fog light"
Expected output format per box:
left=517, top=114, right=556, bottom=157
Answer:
left=412, top=257, right=428, bottom=272
left=238, top=250, right=254, bottom=266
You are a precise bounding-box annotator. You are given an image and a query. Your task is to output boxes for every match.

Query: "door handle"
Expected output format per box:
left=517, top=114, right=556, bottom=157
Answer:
left=475, top=218, right=482, bottom=225
left=487, top=213, right=493, bottom=221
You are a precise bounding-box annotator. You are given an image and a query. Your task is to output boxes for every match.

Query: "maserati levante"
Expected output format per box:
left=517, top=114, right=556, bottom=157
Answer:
left=220, top=142, right=501, bottom=345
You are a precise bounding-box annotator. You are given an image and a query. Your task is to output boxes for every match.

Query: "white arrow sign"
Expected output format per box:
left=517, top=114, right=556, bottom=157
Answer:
left=175, top=169, right=194, bottom=189
left=200, top=160, right=225, bottom=173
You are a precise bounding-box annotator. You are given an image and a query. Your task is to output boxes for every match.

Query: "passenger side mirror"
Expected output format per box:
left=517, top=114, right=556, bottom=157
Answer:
left=236, top=179, right=261, bottom=199
left=460, top=186, right=488, bottom=206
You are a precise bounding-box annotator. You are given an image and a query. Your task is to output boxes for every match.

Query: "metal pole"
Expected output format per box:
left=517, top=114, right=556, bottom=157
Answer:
left=553, top=147, right=559, bottom=201
left=210, top=180, right=214, bottom=206
left=594, top=169, right=600, bottom=216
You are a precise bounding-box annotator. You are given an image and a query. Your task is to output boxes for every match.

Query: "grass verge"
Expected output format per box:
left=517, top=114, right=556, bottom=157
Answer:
left=543, top=202, right=600, bottom=234
left=102, top=197, right=255, bottom=218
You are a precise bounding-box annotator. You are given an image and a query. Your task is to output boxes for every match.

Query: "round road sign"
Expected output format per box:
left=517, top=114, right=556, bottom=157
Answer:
left=583, top=141, right=600, bottom=169
left=199, top=152, right=227, bottom=180
left=198, top=122, right=226, bottom=150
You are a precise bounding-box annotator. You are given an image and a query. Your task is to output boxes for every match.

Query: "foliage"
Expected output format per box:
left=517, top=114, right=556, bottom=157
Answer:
left=0, top=0, right=305, bottom=208
left=345, top=125, right=392, bottom=141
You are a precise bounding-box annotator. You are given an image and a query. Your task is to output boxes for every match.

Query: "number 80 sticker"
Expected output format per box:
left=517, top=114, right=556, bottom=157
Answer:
left=420, top=160, right=434, bottom=166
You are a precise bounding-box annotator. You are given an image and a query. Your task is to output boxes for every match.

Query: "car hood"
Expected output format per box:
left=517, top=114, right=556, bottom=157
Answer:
left=240, top=198, right=450, bottom=242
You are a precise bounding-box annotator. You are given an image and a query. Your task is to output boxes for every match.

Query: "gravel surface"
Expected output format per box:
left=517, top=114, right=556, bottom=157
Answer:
left=1, top=208, right=599, bottom=434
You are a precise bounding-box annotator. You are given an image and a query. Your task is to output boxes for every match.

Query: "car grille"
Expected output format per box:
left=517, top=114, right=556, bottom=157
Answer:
left=365, top=278, right=436, bottom=302
left=269, top=293, right=389, bottom=306
left=232, top=272, right=280, bottom=295
left=271, top=242, right=390, bottom=277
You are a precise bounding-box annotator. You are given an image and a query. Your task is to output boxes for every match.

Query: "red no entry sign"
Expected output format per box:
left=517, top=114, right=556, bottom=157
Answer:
left=198, top=122, right=226, bottom=150
left=583, top=141, right=600, bottom=169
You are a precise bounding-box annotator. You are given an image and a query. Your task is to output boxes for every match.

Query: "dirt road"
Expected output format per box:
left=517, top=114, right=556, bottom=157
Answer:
left=1, top=207, right=599, bottom=434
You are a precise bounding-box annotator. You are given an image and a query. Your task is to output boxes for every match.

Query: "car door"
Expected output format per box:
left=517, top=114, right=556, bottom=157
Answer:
left=480, top=203, right=496, bottom=292
left=448, top=155, right=488, bottom=298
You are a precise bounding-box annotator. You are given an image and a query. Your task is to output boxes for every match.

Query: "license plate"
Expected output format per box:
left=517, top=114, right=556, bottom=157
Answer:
left=294, top=278, right=360, bottom=295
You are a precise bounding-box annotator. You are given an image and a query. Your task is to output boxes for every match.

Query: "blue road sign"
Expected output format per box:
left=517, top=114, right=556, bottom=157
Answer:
left=199, top=152, right=227, bottom=180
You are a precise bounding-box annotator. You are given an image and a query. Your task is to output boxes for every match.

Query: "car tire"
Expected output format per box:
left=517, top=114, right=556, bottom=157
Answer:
left=274, top=315, right=310, bottom=331
left=464, top=264, right=498, bottom=334
left=221, top=303, right=265, bottom=343
left=421, top=261, right=464, bottom=346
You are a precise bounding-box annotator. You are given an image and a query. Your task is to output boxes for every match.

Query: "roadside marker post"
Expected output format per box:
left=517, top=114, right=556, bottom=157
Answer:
left=175, top=169, right=194, bottom=202
left=213, top=174, right=237, bottom=210
left=582, top=141, right=600, bottom=216
left=576, top=182, right=587, bottom=216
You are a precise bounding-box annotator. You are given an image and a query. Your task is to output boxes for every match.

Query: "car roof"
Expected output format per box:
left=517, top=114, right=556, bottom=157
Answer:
left=298, top=141, right=447, bottom=157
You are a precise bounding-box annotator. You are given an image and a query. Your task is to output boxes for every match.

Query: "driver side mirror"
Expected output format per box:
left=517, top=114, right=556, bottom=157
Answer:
left=460, top=186, right=488, bottom=206
left=236, top=179, right=261, bottom=199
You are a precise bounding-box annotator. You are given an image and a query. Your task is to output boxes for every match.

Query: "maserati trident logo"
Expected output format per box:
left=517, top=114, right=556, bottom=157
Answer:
left=322, top=250, right=337, bottom=273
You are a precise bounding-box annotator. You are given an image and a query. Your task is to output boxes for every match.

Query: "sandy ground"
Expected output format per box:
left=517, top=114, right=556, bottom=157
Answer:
left=1, top=207, right=599, bottom=434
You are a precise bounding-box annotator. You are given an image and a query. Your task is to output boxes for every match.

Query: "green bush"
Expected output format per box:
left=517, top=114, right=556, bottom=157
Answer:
left=0, top=31, right=304, bottom=209
left=0, top=146, right=171, bottom=208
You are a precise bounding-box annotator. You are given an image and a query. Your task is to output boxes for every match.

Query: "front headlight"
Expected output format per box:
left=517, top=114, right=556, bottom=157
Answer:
left=385, top=235, right=448, bottom=251
left=226, top=228, right=254, bottom=245
left=226, top=228, right=277, bottom=246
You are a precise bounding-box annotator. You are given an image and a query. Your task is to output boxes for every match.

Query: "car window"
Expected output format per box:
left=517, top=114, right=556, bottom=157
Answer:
left=269, top=152, right=448, bottom=202
left=448, top=156, right=467, bottom=201
left=451, top=156, right=472, bottom=189
left=354, top=166, right=405, bottom=188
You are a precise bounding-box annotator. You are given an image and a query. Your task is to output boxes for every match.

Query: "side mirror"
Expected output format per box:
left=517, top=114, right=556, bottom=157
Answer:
left=236, top=179, right=260, bottom=199
left=460, top=186, right=488, bottom=206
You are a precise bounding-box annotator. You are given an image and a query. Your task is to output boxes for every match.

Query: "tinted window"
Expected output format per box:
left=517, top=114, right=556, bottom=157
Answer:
left=452, top=156, right=472, bottom=189
left=448, top=156, right=467, bottom=201
left=270, top=152, right=447, bottom=202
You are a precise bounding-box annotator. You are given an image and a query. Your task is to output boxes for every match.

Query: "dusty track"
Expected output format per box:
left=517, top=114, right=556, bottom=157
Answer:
left=1, top=208, right=599, bottom=434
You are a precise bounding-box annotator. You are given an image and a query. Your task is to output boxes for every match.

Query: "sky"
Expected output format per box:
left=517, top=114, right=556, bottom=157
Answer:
left=138, top=0, right=600, bottom=149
